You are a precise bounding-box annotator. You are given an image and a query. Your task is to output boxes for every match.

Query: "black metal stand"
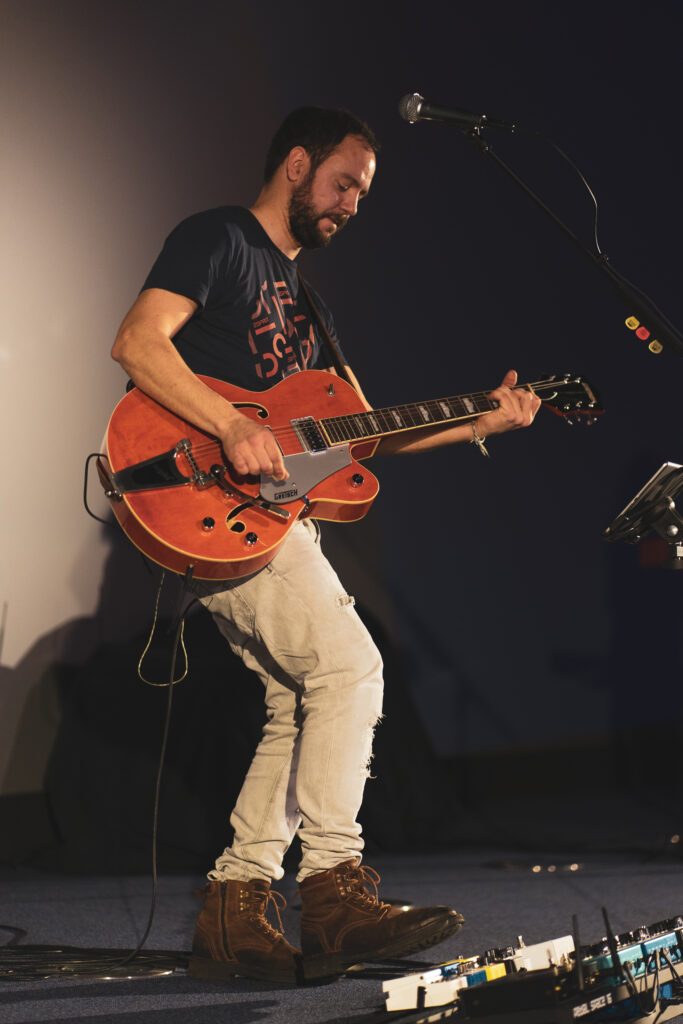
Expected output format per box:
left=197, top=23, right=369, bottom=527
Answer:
left=461, top=127, right=683, bottom=358
left=604, top=462, right=683, bottom=568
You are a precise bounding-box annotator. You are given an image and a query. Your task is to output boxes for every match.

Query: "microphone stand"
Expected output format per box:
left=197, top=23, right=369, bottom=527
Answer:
left=460, top=127, right=683, bottom=358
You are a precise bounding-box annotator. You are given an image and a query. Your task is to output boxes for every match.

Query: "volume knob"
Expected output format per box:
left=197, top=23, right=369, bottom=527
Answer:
left=245, top=532, right=258, bottom=545
left=202, top=517, right=215, bottom=531
left=351, top=473, right=364, bottom=487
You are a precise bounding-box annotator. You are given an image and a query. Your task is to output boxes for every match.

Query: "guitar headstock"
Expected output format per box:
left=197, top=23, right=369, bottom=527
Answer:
left=534, top=373, right=603, bottom=426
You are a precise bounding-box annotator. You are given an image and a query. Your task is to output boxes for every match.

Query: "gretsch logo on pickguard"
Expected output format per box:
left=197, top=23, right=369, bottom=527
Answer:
left=274, top=487, right=299, bottom=500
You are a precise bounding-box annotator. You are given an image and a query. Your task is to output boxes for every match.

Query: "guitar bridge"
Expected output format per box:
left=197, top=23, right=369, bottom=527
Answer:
left=176, top=439, right=213, bottom=487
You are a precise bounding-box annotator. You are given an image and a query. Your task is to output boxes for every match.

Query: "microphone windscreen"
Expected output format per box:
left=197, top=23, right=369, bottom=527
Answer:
left=398, top=93, right=424, bottom=123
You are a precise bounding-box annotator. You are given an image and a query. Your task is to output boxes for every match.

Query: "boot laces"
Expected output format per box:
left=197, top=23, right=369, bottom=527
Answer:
left=341, top=863, right=389, bottom=909
left=242, top=887, right=287, bottom=938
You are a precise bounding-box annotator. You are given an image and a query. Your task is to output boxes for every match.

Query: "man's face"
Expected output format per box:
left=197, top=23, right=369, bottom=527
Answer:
left=288, top=134, right=376, bottom=249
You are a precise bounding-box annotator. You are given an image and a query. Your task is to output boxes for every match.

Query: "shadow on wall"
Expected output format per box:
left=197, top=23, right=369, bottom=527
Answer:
left=0, top=525, right=158, bottom=798
left=40, top=604, right=454, bottom=873
left=2, top=518, right=449, bottom=873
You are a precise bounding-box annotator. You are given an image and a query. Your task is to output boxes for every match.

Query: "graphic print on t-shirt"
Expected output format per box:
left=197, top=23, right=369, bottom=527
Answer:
left=248, top=278, right=317, bottom=381
left=142, top=208, right=339, bottom=390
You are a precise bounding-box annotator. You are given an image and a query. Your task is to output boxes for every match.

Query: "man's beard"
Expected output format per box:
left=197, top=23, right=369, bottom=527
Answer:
left=288, top=174, right=347, bottom=250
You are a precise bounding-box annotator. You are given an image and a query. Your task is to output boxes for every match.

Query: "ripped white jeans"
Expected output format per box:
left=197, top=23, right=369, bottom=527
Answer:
left=192, top=519, right=384, bottom=883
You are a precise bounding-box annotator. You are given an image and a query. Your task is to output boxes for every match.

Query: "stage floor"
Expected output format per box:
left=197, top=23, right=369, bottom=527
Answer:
left=1, top=849, right=683, bottom=1023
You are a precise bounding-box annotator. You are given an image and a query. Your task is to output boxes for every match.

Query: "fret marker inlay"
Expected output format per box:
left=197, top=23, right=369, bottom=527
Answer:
left=463, top=397, right=475, bottom=414
left=419, top=405, right=431, bottom=422
left=391, top=410, right=403, bottom=427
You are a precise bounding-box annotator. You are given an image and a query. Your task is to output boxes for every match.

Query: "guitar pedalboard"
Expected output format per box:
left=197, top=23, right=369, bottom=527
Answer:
left=381, top=912, right=683, bottom=1023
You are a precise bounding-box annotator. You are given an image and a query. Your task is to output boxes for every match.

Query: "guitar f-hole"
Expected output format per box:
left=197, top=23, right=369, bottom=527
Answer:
left=233, top=401, right=269, bottom=420
left=227, top=503, right=252, bottom=522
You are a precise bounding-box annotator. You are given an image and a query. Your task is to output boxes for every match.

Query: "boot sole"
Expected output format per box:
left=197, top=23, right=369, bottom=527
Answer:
left=188, top=953, right=301, bottom=985
left=303, top=911, right=465, bottom=980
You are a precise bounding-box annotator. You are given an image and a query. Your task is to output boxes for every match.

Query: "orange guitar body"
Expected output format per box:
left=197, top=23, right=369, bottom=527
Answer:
left=103, top=371, right=380, bottom=580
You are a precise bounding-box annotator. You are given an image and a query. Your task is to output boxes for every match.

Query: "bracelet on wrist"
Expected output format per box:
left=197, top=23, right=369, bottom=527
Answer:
left=470, top=420, right=490, bottom=457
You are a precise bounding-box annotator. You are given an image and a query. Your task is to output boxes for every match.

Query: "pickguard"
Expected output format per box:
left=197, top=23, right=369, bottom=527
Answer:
left=259, top=445, right=352, bottom=504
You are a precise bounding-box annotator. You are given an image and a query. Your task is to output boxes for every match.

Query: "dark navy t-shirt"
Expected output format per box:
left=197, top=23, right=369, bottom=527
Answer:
left=142, top=206, right=340, bottom=390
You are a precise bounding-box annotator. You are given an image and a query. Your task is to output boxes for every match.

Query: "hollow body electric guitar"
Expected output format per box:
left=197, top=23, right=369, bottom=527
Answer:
left=99, top=370, right=601, bottom=580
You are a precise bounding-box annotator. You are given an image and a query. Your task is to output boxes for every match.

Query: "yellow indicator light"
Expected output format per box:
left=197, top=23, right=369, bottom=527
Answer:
left=649, top=340, right=663, bottom=354
left=625, top=316, right=640, bottom=330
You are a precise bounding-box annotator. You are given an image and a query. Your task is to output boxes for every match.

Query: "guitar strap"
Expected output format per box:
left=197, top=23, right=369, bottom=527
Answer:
left=296, top=268, right=357, bottom=392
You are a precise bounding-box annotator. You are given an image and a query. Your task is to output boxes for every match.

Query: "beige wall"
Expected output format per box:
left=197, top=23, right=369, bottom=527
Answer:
left=0, top=3, right=274, bottom=793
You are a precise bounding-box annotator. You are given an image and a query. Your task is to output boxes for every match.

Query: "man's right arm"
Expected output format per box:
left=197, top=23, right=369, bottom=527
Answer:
left=111, top=287, right=288, bottom=480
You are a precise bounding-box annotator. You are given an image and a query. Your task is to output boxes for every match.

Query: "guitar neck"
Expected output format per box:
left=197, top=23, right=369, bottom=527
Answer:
left=319, top=384, right=522, bottom=446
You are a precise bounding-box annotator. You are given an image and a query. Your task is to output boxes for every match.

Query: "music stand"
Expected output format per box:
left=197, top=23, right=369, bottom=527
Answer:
left=604, top=462, right=683, bottom=568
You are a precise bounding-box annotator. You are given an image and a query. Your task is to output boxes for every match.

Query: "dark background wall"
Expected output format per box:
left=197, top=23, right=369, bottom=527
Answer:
left=2, top=0, right=682, bottom=826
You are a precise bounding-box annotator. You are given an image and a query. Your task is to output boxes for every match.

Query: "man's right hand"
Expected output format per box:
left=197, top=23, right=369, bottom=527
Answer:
left=219, top=412, right=288, bottom=481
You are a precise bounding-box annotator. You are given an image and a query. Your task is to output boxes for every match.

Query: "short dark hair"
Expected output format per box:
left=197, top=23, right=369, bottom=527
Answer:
left=264, top=106, right=380, bottom=183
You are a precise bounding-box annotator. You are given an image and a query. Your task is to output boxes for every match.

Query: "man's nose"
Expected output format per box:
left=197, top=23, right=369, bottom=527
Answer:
left=339, top=191, right=360, bottom=216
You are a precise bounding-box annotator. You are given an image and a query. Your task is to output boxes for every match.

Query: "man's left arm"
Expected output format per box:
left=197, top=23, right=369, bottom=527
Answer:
left=345, top=367, right=541, bottom=454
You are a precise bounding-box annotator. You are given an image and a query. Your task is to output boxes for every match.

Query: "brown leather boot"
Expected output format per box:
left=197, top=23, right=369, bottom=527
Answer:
left=188, top=878, right=302, bottom=984
left=299, top=859, right=464, bottom=979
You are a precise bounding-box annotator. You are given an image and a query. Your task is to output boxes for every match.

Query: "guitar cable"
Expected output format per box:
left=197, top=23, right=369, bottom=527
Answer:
left=83, top=452, right=109, bottom=525
left=0, top=593, right=193, bottom=978
left=0, top=468, right=198, bottom=979
left=114, top=576, right=195, bottom=972
left=83, top=451, right=154, bottom=578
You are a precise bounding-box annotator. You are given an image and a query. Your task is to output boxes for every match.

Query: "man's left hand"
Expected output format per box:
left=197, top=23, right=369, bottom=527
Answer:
left=477, top=369, right=541, bottom=437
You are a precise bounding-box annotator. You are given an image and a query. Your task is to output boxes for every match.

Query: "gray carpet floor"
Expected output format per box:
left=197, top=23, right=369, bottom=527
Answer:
left=2, top=848, right=683, bottom=1023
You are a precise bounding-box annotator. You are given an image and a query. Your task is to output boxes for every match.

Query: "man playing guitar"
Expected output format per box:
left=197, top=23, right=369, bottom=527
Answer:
left=111, top=106, right=540, bottom=983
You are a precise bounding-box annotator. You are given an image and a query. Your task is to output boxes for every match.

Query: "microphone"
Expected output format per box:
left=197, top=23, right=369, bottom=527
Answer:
left=398, top=93, right=516, bottom=132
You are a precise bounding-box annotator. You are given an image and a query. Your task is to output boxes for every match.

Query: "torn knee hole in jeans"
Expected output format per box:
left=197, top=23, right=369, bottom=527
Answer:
left=362, top=711, right=385, bottom=779
left=336, top=593, right=355, bottom=607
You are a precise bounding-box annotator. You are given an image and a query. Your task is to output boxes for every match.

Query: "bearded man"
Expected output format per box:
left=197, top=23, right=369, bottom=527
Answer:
left=112, top=107, right=539, bottom=983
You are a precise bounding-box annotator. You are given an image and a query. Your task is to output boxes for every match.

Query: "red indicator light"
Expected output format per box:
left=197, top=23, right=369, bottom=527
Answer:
left=635, top=326, right=651, bottom=340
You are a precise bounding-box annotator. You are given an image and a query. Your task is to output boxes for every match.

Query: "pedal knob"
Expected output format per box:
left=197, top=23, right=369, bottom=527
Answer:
left=245, top=532, right=258, bottom=545
left=351, top=473, right=364, bottom=487
left=202, top=517, right=215, bottom=531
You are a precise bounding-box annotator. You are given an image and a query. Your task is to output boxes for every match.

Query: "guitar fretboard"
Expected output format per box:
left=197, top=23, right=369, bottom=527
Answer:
left=320, top=392, right=497, bottom=444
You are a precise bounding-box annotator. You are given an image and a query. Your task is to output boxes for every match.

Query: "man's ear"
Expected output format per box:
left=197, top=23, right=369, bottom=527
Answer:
left=285, top=146, right=310, bottom=184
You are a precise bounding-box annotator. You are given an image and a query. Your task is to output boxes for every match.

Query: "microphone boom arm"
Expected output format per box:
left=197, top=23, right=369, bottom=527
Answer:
left=460, top=127, right=683, bottom=358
